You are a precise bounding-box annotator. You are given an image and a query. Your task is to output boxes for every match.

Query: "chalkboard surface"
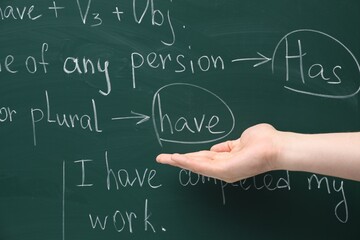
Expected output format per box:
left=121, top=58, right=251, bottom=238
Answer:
left=1, top=0, right=360, bottom=239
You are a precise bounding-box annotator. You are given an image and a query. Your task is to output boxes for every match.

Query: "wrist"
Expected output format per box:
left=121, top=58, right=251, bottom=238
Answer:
left=271, top=130, right=300, bottom=172
left=274, top=130, right=314, bottom=173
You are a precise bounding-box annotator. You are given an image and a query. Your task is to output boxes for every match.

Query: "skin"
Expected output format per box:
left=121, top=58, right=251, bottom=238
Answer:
left=156, top=124, right=360, bottom=182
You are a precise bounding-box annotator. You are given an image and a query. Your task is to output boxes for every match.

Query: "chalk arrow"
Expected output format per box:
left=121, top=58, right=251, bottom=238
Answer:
left=231, top=52, right=272, bottom=67
left=111, top=111, right=150, bottom=125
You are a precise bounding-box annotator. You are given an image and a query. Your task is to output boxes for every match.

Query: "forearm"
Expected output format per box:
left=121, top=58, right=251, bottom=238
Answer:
left=274, top=131, right=360, bottom=181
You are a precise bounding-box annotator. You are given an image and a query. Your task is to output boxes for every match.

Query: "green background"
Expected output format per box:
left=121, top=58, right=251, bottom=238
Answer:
left=1, top=0, right=360, bottom=239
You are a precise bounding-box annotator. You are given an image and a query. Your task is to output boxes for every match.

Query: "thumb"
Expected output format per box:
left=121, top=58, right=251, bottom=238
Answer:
left=210, top=140, right=237, bottom=152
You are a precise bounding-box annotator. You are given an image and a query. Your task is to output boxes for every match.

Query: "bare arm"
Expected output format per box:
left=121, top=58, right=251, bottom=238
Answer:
left=156, top=124, right=360, bottom=182
left=278, top=130, right=360, bottom=181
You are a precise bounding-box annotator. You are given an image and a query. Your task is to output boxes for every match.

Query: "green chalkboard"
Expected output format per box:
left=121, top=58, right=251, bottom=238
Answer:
left=1, top=0, right=360, bottom=239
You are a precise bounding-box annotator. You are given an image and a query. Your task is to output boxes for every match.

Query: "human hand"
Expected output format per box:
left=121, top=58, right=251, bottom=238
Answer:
left=156, top=124, right=281, bottom=183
